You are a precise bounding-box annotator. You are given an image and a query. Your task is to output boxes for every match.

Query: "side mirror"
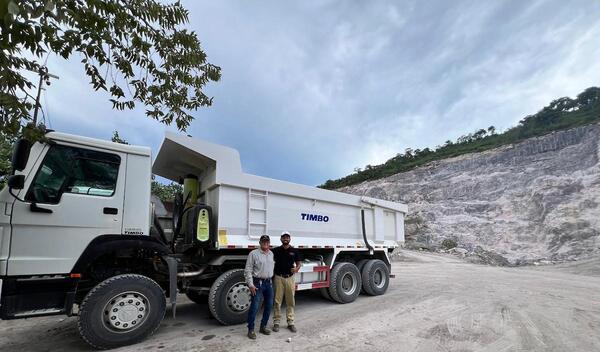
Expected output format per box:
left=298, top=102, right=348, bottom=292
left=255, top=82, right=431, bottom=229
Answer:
left=7, top=175, right=25, bottom=190
left=11, top=139, right=32, bottom=172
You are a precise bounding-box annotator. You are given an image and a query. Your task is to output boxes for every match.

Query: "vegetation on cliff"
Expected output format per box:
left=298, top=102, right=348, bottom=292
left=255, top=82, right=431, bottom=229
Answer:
left=320, top=86, right=600, bottom=189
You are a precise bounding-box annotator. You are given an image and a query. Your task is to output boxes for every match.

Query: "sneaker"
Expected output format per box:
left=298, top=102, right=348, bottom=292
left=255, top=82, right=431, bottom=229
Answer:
left=288, top=325, right=297, bottom=333
left=248, top=330, right=257, bottom=339
left=273, top=324, right=280, bottom=332
left=259, top=326, right=271, bottom=335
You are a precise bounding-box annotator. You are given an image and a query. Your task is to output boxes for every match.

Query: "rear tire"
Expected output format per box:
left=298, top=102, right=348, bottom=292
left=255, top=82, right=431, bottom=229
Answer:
left=361, top=259, right=390, bottom=296
left=355, top=259, right=370, bottom=273
left=320, top=287, right=333, bottom=301
left=208, top=269, right=251, bottom=325
left=355, top=259, right=370, bottom=294
left=328, top=262, right=361, bottom=304
left=78, top=274, right=166, bottom=350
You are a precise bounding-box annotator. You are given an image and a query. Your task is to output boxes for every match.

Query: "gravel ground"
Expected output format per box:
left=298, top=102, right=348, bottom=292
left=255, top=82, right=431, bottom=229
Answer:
left=1, top=251, right=599, bottom=352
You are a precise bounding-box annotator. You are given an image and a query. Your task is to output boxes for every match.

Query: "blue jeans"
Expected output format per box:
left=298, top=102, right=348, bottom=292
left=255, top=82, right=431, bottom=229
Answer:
left=247, top=278, right=273, bottom=330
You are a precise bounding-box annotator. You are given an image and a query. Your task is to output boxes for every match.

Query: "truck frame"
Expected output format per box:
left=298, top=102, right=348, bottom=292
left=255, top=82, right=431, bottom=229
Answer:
left=0, top=132, right=407, bottom=349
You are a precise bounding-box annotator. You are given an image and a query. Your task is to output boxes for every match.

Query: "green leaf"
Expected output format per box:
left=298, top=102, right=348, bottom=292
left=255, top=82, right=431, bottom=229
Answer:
left=2, top=0, right=221, bottom=142
left=44, top=1, right=55, bottom=12
left=7, top=1, right=19, bottom=15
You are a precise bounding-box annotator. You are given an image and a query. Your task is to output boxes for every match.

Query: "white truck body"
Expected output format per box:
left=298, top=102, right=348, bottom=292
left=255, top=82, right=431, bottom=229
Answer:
left=153, top=132, right=407, bottom=251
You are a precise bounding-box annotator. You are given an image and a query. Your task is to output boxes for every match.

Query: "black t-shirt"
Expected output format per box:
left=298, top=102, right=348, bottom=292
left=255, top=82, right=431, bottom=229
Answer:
left=273, top=246, right=302, bottom=276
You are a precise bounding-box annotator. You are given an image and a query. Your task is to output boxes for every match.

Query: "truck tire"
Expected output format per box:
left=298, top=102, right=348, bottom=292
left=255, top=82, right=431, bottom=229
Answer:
left=361, top=259, right=390, bottom=296
left=356, top=259, right=370, bottom=272
left=355, top=259, right=370, bottom=294
left=186, top=290, right=208, bottom=304
left=208, top=269, right=251, bottom=325
left=320, top=287, right=333, bottom=301
left=78, top=274, right=166, bottom=350
left=328, top=262, right=361, bottom=304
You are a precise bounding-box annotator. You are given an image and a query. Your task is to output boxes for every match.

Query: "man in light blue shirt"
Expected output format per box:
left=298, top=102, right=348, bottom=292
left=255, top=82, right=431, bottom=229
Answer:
left=244, top=235, right=275, bottom=339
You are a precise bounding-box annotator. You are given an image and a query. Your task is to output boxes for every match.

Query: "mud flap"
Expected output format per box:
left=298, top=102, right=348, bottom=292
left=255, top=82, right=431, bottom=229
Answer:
left=163, top=256, right=178, bottom=318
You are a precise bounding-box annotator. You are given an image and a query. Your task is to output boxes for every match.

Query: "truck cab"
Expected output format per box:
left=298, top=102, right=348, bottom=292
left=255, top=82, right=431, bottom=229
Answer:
left=0, top=133, right=172, bottom=349
left=0, top=132, right=153, bottom=278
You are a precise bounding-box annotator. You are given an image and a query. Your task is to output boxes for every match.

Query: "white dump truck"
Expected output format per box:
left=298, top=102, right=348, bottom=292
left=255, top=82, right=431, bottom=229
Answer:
left=0, top=131, right=407, bottom=349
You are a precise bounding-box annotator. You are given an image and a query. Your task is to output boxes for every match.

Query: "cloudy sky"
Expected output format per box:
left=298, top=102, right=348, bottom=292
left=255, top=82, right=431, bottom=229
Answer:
left=40, top=0, right=600, bottom=185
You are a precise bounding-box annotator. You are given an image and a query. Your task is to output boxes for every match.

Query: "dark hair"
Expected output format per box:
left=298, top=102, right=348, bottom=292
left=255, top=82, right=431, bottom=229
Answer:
left=259, top=235, right=270, bottom=243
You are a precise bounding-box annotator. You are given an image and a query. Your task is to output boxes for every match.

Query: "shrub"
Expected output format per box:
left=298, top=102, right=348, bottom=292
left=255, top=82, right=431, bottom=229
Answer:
left=441, top=238, right=458, bottom=250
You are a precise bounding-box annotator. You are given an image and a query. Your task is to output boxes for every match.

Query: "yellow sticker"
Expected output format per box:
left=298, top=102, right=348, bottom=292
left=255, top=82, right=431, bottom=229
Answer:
left=218, top=229, right=228, bottom=245
left=197, top=209, right=210, bottom=242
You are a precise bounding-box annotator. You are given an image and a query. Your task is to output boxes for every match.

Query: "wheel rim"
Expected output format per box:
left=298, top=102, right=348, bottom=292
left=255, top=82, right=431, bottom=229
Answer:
left=103, top=291, right=149, bottom=333
left=226, top=282, right=251, bottom=312
left=373, top=268, right=387, bottom=289
left=341, top=272, right=358, bottom=295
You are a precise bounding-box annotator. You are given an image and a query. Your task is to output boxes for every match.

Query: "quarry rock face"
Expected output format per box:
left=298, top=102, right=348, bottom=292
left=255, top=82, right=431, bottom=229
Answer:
left=340, top=124, right=600, bottom=265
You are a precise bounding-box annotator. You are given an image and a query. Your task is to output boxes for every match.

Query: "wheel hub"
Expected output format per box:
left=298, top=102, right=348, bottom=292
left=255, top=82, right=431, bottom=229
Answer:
left=341, top=273, right=357, bottom=294
left=374, top=268, right=386, bottom=288
left=103, top=292, right=148, bottom=332
left=226, top=283, right=251, bottom=312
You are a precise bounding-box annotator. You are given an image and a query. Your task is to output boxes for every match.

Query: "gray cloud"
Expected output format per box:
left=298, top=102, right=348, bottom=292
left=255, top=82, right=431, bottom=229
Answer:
left=42, top=0, right=600, bottom=185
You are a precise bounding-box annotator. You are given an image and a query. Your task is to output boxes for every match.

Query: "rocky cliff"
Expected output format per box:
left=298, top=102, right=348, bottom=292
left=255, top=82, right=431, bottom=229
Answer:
left=340, top=123, right=600, bottom=265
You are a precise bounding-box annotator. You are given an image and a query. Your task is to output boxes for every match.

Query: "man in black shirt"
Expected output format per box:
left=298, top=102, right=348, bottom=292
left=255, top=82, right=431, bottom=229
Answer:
left=272, top=231, right=302, bottom=333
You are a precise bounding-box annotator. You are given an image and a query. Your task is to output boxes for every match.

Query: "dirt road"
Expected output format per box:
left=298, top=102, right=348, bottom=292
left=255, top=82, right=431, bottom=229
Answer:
left=1, top=251, right=599, bottom=352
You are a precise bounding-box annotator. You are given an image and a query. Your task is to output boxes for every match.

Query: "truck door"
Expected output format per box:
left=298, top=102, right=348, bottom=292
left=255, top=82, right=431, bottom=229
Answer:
left=8, top=144, right=126, bottom=276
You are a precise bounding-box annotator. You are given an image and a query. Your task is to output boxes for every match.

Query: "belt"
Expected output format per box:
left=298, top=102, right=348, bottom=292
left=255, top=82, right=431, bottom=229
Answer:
left=252, top=277, right=272, bottom=283
left=276, top=273, right=294, bottom=278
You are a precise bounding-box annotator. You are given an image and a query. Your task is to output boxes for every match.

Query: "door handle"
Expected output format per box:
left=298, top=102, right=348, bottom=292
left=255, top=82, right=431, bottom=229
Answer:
left=103, top=207, right=118, bottom=215
left=30, top=203, right=53, bottom=214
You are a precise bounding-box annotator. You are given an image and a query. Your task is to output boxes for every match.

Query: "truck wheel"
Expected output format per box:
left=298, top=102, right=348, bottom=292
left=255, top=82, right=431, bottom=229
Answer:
left=320, top=287, right=333, bottom=301
left=328, top=262, right=361, bottom=304
left=361, top=259, right=390, bottom=296
left=356, top=259, right=370, bottom=272
left=355, top=259, right=370, bottom=294
left=186, top=290, right=208, bottom=304
left=78, top=274, right=166, bottom=350
left=208, top=269, right=251, bottom=325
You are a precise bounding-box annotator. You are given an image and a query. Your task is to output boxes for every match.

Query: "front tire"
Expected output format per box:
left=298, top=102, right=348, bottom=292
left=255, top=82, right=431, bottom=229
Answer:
left=78, top=274, right=166, bottom=350
left=328, top=262, right=361, bottom=304
left=208, top=269, right=251, bottom=325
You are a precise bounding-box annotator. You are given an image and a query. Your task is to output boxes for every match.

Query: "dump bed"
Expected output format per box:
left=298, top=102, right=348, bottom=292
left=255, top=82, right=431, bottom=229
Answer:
left=153, top=133, right=407, bottom=250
